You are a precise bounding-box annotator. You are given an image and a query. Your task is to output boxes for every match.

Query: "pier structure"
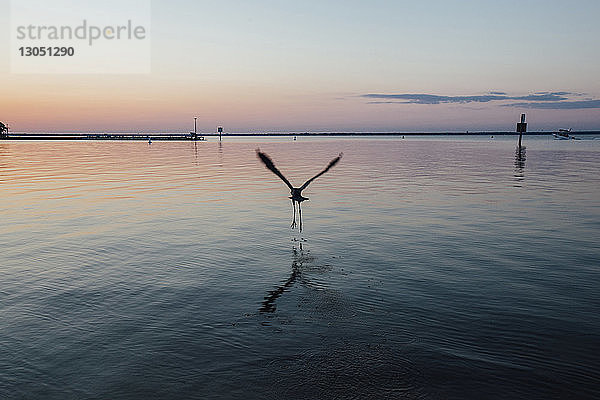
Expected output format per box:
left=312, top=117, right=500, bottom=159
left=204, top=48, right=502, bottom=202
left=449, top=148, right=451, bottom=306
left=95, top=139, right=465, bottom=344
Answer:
left=1, top=133, right=203, bottom=141
left=190, top=117, right=205, bottom=141
left=2, top=116, right=209, bottom=141
left=0, top=122, right=8, bottom=138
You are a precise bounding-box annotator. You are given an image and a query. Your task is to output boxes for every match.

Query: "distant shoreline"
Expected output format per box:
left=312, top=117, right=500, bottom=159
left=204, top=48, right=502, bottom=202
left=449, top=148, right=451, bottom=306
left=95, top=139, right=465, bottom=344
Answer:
left=1, top=131, right=599, bottom=141
left=204, top=131, right=600, bottom=136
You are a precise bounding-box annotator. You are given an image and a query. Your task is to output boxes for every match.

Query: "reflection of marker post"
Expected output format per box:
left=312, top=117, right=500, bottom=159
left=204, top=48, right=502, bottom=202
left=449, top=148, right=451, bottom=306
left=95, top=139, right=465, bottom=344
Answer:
left=516, top=113, right=527, bottom=149
left=218, top=126, right=223, bottom=141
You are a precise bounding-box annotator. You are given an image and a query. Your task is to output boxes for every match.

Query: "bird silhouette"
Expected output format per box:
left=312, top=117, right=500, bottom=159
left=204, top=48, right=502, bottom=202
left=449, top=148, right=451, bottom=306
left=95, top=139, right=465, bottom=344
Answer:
left=257, top=150, right=342, bottom=231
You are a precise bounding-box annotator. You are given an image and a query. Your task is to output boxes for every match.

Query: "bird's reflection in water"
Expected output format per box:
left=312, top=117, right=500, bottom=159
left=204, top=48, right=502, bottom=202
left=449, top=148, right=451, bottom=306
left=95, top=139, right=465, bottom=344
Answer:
left=514, top=146, right=526, bottom=186
left=260, top=241, right=310, bottom=313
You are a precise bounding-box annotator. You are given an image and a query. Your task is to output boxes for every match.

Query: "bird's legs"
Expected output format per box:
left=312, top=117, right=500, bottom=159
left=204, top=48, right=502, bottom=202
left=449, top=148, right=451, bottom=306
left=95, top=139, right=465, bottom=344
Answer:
left=298, top=202, right=303, bottom=232
left=290, top=199, right=297, bottom=229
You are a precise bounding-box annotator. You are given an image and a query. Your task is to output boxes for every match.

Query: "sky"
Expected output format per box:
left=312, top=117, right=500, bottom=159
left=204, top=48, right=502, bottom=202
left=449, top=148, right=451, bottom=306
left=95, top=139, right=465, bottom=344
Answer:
left=1, top=0, right=599, bottom=133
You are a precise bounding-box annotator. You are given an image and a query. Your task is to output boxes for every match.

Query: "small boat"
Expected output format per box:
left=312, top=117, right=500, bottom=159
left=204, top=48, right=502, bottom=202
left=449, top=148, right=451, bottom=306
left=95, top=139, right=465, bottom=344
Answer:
left=553, top=129, right=580, bottom=140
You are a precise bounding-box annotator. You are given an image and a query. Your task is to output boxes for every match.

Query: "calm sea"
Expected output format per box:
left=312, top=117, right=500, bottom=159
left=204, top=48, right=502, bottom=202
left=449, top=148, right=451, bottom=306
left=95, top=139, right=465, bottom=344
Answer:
left=1, top=136, right=599, bottom=399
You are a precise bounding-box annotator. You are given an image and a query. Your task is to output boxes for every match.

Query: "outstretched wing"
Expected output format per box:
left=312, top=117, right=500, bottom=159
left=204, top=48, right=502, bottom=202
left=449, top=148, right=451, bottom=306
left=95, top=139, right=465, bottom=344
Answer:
left=300, top=153, right=343, bottom=191
left=256, top=150, right=294, bottom=190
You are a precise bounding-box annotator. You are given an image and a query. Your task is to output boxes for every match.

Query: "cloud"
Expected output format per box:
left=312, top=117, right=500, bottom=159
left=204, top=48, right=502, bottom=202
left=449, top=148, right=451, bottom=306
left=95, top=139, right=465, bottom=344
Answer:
left=513, top=93, right=569, bottom=101
left=362, top=91, right=598, bottom=109
left=502, top=100, right=600, bottom=109
left=362, top=93, right=506, bottom=104
left=535, top=91, right=579, bottom=96
left=366, top=101, right=406, bottom=104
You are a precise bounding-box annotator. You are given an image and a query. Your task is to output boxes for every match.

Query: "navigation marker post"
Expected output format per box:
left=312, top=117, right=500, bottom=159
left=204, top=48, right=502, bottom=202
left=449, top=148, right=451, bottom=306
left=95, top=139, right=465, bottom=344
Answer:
left=516, top=113, right=527, bottom=149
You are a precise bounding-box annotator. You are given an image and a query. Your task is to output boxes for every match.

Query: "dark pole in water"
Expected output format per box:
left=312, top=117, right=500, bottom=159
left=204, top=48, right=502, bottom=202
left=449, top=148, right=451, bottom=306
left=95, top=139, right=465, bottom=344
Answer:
left=516, top=113, right=527, bottom=149
left=192, top=117, right=198, bottom=140
left=218, top=126, right=223, bottom=141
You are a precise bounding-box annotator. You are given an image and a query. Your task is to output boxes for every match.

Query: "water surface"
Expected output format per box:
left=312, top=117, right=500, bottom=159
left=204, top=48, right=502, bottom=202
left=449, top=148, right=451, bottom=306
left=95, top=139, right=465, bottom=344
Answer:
left=1, top=136, right=599, bottom=399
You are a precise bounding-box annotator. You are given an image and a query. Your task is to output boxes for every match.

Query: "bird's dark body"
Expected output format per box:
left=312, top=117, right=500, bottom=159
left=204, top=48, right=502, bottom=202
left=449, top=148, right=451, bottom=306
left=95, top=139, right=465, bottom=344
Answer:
left=257, top=150, right=342, bottom=231
left=289, top=188, right=308, bottom=203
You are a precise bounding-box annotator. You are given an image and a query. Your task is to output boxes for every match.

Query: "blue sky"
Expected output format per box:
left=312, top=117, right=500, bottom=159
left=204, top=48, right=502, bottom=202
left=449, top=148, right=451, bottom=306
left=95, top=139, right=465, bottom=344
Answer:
left=1, top=0, right=599, bottom=132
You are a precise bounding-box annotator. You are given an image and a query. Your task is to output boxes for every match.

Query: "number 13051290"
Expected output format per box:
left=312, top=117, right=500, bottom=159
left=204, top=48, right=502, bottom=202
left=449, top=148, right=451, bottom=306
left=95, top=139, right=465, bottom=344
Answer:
left=19, top=47, right=75, bottom=56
